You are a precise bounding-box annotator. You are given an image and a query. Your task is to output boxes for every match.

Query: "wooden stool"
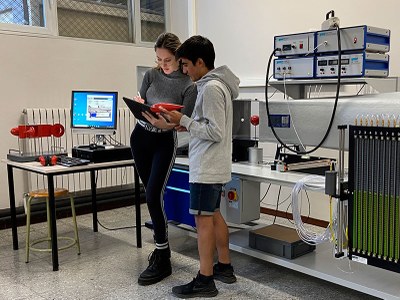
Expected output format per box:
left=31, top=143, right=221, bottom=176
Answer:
left=25, top=188, right=81, bottom=263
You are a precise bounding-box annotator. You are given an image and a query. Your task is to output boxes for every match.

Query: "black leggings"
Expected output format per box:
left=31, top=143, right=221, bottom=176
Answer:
left=130, top=124, right=177, bottom=248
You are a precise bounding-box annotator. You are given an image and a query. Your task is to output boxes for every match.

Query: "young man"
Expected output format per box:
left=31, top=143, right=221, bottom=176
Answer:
left=160, top=35, right=240, bottom=298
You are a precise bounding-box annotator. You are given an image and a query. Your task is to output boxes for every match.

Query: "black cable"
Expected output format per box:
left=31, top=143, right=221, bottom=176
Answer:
left=259, top=183, right=272, bottom=202
left=262, top=192, right=291, bottom=207
left=278, top=193, right=292, bottom=206
left=356, top=83, right=366, bottom=96
left=273, top=185, right=282, bottom=224
left=285, top=202, right=294, bottom=225
left=105, top=135, right=123, bottom=146
left=97, top=219, right=144, bottom=230
left=265, top=25, right=342, bottom=155
left=326, top=10, right=335, bottom=19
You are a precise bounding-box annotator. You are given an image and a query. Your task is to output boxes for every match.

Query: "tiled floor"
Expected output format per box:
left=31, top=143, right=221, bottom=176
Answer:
left=0, top=205, right=379, bottom=300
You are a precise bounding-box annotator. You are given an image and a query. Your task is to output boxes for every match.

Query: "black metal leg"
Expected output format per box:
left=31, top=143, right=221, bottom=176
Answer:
left=48, top=175, right=59, bottom=271
left=90, top=170, right=98, bottom=232
left=134, top=166, right=142, bottom=248
left=7, top=165, right=18, bottom=250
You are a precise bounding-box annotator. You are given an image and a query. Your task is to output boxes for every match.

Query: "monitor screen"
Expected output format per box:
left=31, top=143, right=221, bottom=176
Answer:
left=71, top=91, right=118, bottom=135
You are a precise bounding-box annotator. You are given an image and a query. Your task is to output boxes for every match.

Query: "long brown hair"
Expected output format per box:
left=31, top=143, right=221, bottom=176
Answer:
left=154, top=32, right=181, bottom=70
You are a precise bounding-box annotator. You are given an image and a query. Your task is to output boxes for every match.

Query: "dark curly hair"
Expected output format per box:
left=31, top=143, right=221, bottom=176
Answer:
left=176, top=35, right=215, bottom=70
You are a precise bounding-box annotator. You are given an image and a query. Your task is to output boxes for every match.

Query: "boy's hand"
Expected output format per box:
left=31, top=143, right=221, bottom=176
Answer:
left=174, top=125, right=187, bottom=132
left=142, top=111, right=176, bottom=130
left=159, top=107, right=183, bottom=124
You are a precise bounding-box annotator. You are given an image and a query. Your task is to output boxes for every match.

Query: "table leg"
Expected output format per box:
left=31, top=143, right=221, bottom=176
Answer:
left=90, top=170, right=98, bottom=232
left=47, top=175, right=59, bottom=271
left=7, top=165, right=18, bottom=250
left=134, top=166, right=142, bottom=248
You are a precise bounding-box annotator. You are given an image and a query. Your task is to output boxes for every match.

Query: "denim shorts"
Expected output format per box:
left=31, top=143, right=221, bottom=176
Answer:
left=189, top=183, right=223, bottom=216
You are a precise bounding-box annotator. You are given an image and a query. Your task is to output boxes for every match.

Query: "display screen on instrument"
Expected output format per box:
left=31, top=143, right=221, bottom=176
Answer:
left=327, top=59, right=349, bottom=65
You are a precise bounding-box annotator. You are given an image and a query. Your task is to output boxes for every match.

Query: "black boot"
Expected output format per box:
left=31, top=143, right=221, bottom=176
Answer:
left=138, top=248, right=172, bottom=286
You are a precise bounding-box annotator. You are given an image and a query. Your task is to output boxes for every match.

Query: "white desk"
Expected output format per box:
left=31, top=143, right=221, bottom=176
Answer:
left=174, top=157, right=400, bottom=300
left=4, top=159, right=141, bottom=271
left=176, top=157, right=307, bottom=186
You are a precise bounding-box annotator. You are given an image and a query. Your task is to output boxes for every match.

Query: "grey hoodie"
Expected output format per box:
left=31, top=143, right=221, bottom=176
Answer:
left=180, top=65, right=240, bottom=183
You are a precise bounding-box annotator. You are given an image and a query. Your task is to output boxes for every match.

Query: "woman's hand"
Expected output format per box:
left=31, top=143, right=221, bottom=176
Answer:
left=142, top=111, right=177, bottom=130
left=134, top=96, right=145, bottom=104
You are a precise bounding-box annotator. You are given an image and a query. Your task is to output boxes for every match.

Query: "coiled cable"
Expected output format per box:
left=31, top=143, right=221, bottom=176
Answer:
left=291, top=175, right=337, bottom=245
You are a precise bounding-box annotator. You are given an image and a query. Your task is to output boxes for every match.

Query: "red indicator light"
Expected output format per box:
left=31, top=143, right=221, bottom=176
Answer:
left=227, top=191, right=237, bottom=201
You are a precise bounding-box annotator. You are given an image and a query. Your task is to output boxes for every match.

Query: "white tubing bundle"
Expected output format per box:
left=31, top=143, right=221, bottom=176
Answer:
left=291, top=175, right=336, bottom=245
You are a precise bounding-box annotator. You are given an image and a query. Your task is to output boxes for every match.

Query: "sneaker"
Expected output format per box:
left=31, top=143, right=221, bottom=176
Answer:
left=213, top=263, right=237, bottom=284
left=172, top=274, right=218, bottom=298
left=138, top=248, right=172, bottom=286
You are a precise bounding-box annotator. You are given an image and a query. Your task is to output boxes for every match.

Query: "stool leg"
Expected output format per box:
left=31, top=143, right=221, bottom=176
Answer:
left=25, top=196, right=33, bottom=263
left=46, top=197, right=52, bottom=250
left=70, top=195, right=81, bottom=254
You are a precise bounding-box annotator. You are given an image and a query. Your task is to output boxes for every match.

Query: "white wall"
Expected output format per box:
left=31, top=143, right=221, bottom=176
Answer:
left=170, top=0, right=192, bottom=39
left=195, top=0, right=399, bottom=85
left=0, top=34, right=155, bottom=209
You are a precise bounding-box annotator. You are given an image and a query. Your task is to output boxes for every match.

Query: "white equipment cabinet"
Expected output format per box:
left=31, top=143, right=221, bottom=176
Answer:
left=220, top=176, right=260, bottom=224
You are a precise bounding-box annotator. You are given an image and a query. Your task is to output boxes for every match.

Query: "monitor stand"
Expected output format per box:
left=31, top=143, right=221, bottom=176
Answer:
left=94, top=134, right=106, bottom=145
left=91, top=134, right=119, bottom=149
left=93, top=134, right=113, bottom=148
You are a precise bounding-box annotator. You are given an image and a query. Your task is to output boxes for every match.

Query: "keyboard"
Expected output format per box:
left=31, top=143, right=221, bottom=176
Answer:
left=57, top=155, right=90, bottom=167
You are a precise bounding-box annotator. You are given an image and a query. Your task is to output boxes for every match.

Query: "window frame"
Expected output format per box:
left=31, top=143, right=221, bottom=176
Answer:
left=133, top=0, right=170, bottom=46
left=0, top=0, right=170, bottom=45
left=0, top=0, right=58, bottom=36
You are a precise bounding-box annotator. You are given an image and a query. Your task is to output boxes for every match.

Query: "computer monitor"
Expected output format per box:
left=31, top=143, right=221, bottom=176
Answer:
left=71, top=90, right=118, bottom=136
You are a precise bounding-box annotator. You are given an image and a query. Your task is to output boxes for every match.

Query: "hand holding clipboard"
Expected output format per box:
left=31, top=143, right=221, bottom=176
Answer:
left=123, top=97, right=184, bottom=128
left=123, top=97, right=157, bottom=122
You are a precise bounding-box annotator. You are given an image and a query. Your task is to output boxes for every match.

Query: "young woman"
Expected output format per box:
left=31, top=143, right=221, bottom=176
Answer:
left=130, top=32, right=197, bottom=286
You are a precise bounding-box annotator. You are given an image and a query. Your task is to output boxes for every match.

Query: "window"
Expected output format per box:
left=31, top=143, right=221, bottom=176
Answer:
left=57, top=0, right=133, bottom=42
left=0, top=0, right=55, bottom=33
left=139, top=0, right=165, bottom=43
left=57, top=0, right=167, bottom=43
left=1, top=0, right=168, bottom=44
left=0, top=0, right=44, bottom=25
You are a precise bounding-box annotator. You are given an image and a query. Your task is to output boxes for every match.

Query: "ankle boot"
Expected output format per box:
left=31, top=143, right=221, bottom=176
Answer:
left=138, top=248, right=172, bottom=286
